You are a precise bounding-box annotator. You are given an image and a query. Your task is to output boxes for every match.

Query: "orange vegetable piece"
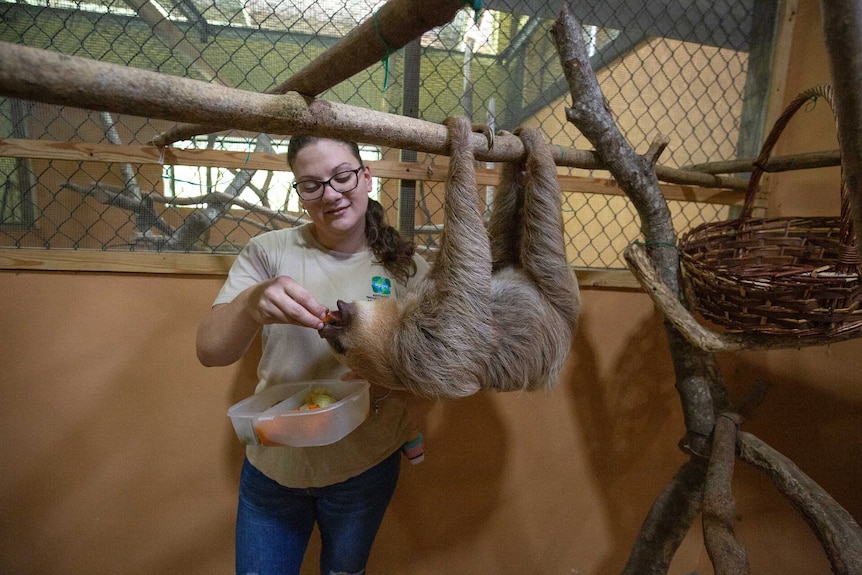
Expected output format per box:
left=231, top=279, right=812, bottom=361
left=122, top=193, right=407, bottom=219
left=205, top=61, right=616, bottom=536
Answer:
left=292, top=403, right=321, bottom=411
left=255, top=425, right=276, bottom=446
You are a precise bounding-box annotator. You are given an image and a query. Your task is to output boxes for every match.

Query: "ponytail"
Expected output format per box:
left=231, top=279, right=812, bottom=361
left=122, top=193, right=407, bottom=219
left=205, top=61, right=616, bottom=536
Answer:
left=365, top=198, right=417, bottom=286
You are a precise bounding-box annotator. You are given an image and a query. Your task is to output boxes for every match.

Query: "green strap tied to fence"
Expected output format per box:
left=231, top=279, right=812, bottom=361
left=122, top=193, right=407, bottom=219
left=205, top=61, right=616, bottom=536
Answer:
left=372, top=9, right=394, bottom=89
left=375, top=0, right=484, bottom=89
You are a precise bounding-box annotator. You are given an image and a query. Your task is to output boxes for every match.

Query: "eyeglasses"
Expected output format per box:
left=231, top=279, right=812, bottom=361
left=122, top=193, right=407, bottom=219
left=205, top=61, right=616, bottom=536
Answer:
left=292, top=166, right=364, bottom=201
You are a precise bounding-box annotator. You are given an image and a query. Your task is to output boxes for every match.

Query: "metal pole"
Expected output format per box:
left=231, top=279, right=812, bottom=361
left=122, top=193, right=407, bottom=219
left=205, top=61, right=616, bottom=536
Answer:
left=398, top=38, right=422, bottom=241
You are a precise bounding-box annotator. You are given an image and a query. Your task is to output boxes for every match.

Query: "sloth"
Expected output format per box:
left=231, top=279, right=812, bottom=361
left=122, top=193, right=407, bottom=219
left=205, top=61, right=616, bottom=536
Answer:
left=319, top=116, right=580, bottom=398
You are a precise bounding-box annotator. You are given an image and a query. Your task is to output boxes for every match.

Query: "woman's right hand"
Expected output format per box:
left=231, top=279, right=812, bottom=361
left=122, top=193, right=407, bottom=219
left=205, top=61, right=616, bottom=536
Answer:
left=243, top=276, right=330, bottom=329
left=197, top=276, right=329, bottom=367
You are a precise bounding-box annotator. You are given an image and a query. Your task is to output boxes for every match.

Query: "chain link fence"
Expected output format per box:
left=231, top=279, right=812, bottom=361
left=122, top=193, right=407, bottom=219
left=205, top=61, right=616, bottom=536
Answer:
left=0, top=0, right=763, bottom=270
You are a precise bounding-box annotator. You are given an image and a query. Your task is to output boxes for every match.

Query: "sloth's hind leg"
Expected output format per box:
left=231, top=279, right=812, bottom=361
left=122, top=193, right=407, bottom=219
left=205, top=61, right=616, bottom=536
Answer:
left=487, top=149, right=526, bottom=272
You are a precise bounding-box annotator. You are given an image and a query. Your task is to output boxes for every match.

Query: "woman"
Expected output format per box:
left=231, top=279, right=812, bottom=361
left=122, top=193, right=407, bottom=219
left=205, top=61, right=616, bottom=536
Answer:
left=196, top=135, right=428, bottom=575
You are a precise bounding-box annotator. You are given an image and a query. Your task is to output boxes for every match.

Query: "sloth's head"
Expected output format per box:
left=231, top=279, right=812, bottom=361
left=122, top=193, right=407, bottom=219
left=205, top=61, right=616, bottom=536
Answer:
left=318, top=298, right=401, bottom=384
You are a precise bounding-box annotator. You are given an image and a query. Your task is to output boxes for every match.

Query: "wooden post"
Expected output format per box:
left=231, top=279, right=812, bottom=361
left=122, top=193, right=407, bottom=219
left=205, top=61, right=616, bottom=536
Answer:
left=820, top=0, right=862, bottom=258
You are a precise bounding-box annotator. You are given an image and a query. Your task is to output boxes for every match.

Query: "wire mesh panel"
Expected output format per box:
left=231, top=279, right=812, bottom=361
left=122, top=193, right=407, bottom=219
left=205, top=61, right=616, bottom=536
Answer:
left=0, top=0, right=761, bottom=270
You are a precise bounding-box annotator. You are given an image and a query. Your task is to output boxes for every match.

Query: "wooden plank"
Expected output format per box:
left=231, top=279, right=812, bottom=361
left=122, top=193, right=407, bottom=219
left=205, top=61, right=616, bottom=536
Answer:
left=0, top=249, right=235, bottom=275
left=0, top=137, right=286, bottom=171
left=575, top=268, right=641, bottom=290
left=0, top=247, right=641, bottom=289
left=0, top=137, right=744, bottom=205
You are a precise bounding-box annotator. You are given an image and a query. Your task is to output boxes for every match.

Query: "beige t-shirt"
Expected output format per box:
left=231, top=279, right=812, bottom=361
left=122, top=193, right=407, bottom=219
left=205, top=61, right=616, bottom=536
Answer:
left=214, top=224, right=428, bottom=487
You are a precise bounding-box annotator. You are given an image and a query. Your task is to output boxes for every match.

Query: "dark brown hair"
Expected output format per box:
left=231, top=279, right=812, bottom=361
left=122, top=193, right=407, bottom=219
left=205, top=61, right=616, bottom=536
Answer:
left=287, top=135, right=417, bottom=285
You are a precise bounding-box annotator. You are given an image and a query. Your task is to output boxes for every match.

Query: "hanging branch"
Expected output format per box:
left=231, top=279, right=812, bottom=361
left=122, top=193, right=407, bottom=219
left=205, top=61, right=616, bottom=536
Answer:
left=550, top=7, right=722, bottom=567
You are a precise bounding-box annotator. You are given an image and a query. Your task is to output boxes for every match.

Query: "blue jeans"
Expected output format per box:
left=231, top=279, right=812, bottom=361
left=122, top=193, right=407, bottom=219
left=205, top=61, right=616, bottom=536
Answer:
left=235, top=450, right=401, bottom=575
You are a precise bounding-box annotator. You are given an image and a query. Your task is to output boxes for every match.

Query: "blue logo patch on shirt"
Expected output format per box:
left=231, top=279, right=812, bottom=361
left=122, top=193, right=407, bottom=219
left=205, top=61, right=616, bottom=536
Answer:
left=371, top=276, right=392, bottom=296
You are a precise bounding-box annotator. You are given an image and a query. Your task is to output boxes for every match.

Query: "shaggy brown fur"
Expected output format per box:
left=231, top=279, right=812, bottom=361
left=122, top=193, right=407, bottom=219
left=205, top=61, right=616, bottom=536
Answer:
left=319, top=116, right=580, bottom=398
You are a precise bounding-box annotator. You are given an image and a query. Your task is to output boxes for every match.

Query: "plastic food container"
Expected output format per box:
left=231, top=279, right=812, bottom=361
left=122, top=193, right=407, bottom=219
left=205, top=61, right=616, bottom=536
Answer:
left=228, top=380, right=370, bottom=447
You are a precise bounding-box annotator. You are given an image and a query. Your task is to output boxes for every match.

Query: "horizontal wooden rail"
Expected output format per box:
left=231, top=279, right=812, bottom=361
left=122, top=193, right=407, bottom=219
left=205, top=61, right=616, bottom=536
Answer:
left=0, top=248, right=642, bottom=289
left=0, top=249, right=235, bottom=275
left=0, top=138, right=749, bottom=206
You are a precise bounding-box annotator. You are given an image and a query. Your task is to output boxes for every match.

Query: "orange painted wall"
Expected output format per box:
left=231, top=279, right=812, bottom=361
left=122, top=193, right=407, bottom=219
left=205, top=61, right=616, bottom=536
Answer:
left=1, top=1, right=859, bottom=573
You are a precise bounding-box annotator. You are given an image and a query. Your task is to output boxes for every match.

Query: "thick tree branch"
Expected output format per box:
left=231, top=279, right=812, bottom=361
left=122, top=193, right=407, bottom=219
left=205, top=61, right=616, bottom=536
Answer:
left=738, top=432, right=862, bottom=575
left=703, top=414, right=751, bottom=575
left=620, top=458, right=708, bottom=575
left=0, top=41, right=747, bottom=192
left=550, top=4, right=718, bottom=450
left=548, top=9, right=735, bottom=573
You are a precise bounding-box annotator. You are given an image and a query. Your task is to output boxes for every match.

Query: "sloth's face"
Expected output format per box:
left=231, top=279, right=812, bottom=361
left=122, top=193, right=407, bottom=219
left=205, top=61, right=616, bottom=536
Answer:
left=318, top=298, right=400, bottom=384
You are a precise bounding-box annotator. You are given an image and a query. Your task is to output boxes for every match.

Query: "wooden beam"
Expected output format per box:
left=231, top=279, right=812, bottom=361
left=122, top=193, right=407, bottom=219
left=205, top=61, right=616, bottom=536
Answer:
left=0, top=249, right=235, bottom=275
left=0, top=137, right=747, bottom=206
left=0, top=137, right=285, bottom=171
left=0, top=248, right=642, bottom=289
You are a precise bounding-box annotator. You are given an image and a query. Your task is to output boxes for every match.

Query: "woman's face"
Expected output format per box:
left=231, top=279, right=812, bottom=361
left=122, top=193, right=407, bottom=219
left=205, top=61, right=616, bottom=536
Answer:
left=292, top=139, right=371, bottom=251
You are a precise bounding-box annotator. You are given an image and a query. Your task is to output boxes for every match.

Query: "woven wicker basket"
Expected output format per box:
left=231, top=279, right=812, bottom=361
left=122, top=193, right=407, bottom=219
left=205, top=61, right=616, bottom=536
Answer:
left=680, top=85, right=862, bottom=338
